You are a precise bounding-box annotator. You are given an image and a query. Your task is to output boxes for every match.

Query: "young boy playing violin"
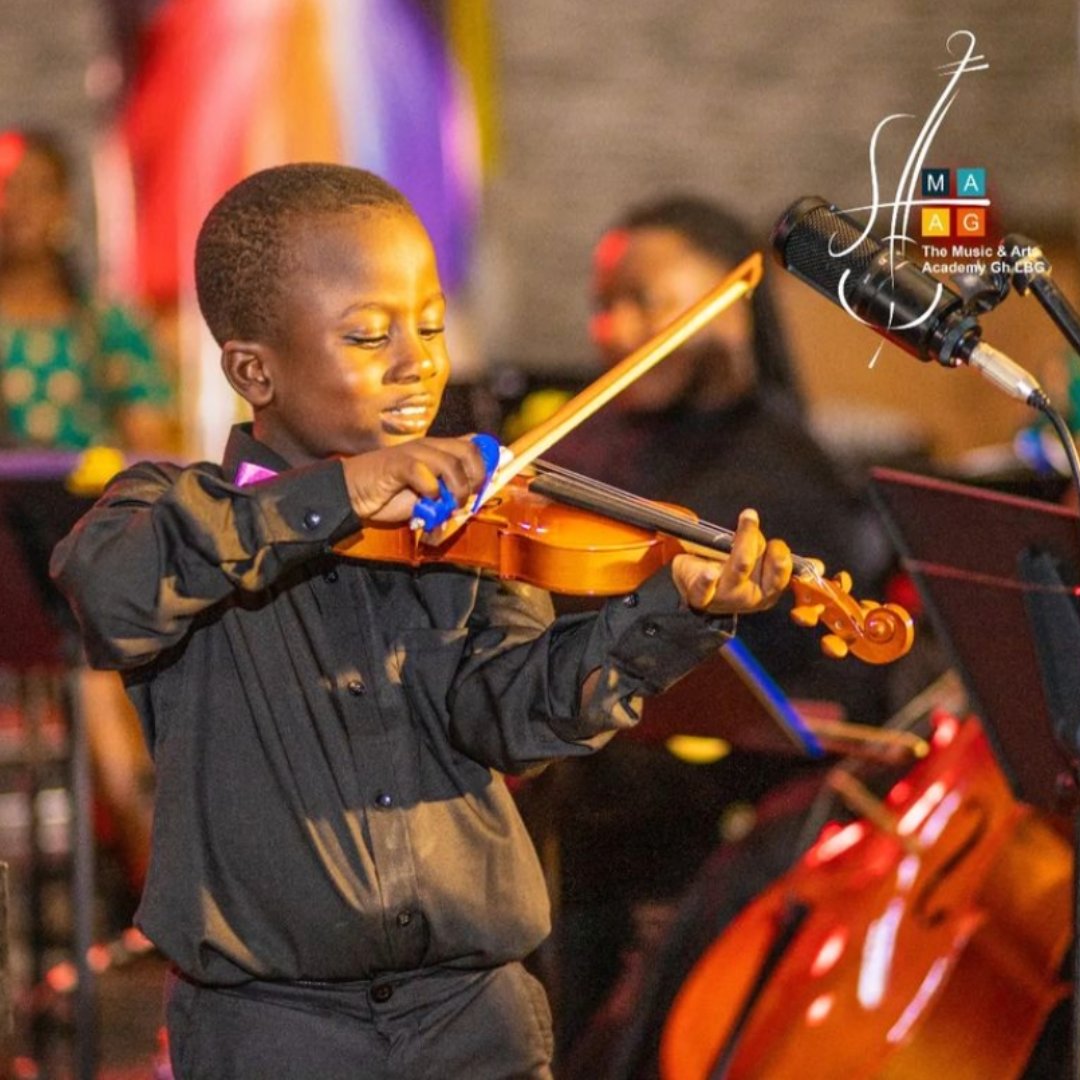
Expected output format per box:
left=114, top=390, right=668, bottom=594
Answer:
left=50, top=163, right=792, bottom=1079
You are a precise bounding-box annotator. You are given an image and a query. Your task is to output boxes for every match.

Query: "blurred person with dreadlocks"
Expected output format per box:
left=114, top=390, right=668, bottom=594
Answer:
left=524, top=195, right=892, bottom=1072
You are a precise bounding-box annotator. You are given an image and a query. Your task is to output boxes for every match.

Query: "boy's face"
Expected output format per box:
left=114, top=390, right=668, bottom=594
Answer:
left=255, top=207, right=450, bottom=463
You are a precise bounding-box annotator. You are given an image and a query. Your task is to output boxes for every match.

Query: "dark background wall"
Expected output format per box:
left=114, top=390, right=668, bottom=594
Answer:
left=0, top=0, right=1076, bottom=456
left=480, top=3, right=1076, bottom=372
left=0, top=0, right=115, bottom=257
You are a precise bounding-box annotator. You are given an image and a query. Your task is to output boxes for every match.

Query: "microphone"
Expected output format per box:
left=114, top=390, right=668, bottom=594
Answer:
left=772, top=196, right=1045, bottom=406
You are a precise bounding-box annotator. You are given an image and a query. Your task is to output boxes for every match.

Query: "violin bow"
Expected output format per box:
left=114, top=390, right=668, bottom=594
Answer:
left=417, top=250, right=914, bottom=663
left=424, top=252, right=764, bottom=545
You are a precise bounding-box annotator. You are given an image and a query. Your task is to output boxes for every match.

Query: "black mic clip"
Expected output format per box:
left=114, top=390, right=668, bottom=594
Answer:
left=949, top=262, right=1011, bottom=318
left=998, top=234, right=1053, bottom=296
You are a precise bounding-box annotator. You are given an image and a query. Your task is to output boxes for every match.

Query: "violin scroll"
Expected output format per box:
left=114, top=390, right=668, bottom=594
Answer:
left=790, top=570, right=915, bottom=664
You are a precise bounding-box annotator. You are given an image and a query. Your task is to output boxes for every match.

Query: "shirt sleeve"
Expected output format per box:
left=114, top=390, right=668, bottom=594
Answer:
left=445, top=569, right=736, bottom=774
left=49, top=458, right=360, bottom=670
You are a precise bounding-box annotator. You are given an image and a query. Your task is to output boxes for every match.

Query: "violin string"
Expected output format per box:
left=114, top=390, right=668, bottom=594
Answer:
left=531, top=459, right=823, bottom=582
left=530, top=460, right=737, bottom=543
left=529, top=462, right=734, bottom=547
left=531, top=460, right=824, bottom=583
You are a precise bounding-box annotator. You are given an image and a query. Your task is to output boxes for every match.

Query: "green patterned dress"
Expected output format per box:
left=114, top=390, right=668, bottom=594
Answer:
left=0, top=303, right=171, bottom=449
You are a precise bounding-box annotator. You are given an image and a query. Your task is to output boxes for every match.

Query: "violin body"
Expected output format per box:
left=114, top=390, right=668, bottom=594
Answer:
left=660, top=715, right=1072, bottom=1079
left=337, top=475, right=691, bottom=596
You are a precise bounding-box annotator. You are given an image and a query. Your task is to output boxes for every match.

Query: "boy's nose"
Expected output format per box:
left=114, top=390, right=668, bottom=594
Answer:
left=389, top=339, right=440, bottom=383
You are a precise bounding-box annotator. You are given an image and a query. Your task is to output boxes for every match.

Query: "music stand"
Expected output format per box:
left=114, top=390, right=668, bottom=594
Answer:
left=634, top=639, right=827, bottom=758
left=870, top=467, right=1080, bottom=813
left=0, top=455, right=97, bottom=1080
left=634, top=637, right=929, bottom=765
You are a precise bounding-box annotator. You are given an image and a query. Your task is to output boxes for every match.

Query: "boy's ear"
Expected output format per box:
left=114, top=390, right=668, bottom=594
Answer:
left=221, top=342, right=274, bottom=407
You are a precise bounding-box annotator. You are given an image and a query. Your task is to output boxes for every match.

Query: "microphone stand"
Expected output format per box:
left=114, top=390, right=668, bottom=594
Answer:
left=993, top=261, right=1080, bottom=1080
left=1004, top=234, right=1080, bottom=356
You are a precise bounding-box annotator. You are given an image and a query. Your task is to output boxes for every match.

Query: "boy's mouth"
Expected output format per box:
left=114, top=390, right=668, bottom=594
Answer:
left=381, top=394, right=436, bottom=434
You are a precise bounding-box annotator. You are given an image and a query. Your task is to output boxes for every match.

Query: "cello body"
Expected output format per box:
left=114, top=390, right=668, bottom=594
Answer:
left=661, top=715, right=1072, bottom=1079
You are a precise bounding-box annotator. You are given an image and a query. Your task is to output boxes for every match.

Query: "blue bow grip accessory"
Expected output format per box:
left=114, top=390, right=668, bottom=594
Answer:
left=410, top=433, right=503, bottom=532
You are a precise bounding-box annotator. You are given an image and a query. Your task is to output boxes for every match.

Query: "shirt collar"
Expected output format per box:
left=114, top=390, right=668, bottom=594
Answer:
left=222, top=423, right=294, bottom=482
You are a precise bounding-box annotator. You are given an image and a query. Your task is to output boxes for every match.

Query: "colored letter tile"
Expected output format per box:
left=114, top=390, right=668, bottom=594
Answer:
left=957, top=168, right=986, bottom=198
left=921, top=168, right=950, bottom=197
left=956, top=207, right=986, bottom=237
left=921, top=207, right=951, bottom=237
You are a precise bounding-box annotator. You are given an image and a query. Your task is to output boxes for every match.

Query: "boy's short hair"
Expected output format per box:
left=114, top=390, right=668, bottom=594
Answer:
left=195, top=163, right=414, bottom=346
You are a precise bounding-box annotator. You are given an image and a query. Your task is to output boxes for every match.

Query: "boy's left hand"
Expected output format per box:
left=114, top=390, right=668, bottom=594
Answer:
left=671, top=508, right=792, bottom=615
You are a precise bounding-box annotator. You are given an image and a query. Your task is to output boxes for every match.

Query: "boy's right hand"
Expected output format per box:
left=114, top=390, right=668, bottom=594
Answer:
left=341, top=437, right=488, bottom=524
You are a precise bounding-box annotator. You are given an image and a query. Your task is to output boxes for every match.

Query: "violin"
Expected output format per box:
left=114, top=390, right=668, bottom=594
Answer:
left=335, top=460, right=915, bottom=665
left=335, top=252, right=914, bottom=664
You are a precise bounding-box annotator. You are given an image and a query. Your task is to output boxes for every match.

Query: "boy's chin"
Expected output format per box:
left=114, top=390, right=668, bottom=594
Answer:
left=378, top=425, right=434, bottom=447
left=323, top=427, right=432, bottom=457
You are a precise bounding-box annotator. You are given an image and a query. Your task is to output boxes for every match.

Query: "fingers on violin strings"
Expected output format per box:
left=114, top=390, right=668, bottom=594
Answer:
left=761, top=538, right=794, bottom=597
left=672, top=555, right=718, bottom=610
left=726, top=508, right=766, bottom=580
left=695, top=561, right=722, bottom=610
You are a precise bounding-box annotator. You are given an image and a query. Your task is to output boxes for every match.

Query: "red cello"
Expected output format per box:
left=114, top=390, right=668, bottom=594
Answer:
left=660, top=712, right=1073, bottom=1079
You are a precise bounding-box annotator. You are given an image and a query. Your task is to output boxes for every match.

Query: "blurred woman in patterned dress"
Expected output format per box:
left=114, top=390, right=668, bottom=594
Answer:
left=0, top=127, right=174, bottom=906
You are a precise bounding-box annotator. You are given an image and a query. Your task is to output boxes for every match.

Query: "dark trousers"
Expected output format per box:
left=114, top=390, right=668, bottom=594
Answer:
left=165, top=962, right=554, bottom=1079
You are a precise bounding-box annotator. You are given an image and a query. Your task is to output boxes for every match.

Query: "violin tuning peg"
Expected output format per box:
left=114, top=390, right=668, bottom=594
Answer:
left=790, top=603, right=825, bottom=628
left=836, top=570, right=853, bottom=594
left=820, top=634, right=850, bottom=660
left=859, top=599, right=881, bottom=613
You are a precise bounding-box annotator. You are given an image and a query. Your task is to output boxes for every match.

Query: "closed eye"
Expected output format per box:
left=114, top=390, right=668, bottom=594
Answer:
left=419, top=326, right=445, bottom=339
left=344, top=334, right=390, bottom=348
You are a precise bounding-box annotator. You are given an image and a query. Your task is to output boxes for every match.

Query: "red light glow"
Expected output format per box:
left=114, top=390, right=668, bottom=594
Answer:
left=930, top=712, right=960, bottom=748
left=885, top=778, right=913, bottom=807
left=45, top=961, right=77, bottom=994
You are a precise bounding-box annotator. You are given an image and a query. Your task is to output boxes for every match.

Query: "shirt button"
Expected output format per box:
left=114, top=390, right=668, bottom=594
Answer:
left=371, top=983, right=393, bottom=1004
left=622, top=592, right=639, bottom=608
left=643, top=621, right=659, bottom=637
left=324, top=568, right=339, bottom=583
left=347, top=679, right=365, bottom=696
left=375, top=791, right=393, bottom=809
left=303, top=510, right=323, bottom=531
left=396, top=910, right=413, bottom=927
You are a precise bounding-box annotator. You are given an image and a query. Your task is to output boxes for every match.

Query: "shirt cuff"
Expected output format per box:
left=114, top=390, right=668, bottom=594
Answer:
left=559, top=568, right=737, bottom=742
left=254, top=460, right=362, bottom=546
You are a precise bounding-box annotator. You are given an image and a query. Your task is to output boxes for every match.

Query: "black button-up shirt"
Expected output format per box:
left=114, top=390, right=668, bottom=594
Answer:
left=51, top=425, right=733, bottom=985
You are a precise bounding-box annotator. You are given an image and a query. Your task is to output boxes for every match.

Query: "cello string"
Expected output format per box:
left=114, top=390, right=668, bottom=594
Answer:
left=903, top=558, right=1080, bottom=595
